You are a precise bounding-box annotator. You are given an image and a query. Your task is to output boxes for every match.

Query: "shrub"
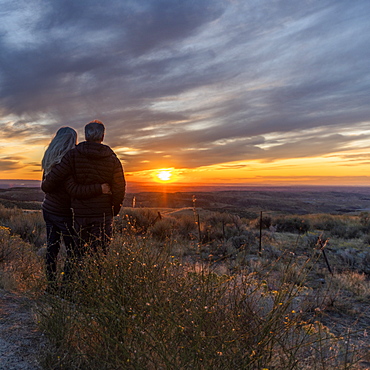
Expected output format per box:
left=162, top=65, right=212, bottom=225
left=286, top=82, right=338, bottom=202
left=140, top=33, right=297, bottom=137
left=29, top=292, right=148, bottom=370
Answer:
left=0, top=205, right=46, bottom=248
left=228, top=231, right=257, bottom=250
left=308, top=214, right=364, bottom=239
left=176, top=215, right=197, bottom=240
left=333, top=271, right=370, bottom=298
left=116, top=208, right=160, bottom=234
left=0, top=225, right=43, bottom=291
left=255, top=215, right=272, bottom=229
left=148, top=216, right=179, bottom=241
left=275, top=216, right=310, bottom=234
left=9, top=211, right=46, bottom=248
left=198, top=212, right=247, bottom=242
left=330, top=224, right=362, bottom=239
left=37, top=236, right=360, bottom=369
left=359, top=211, right=370, bottom=228
left=0, top=203, right=364, bottom=369
left=311, top=214, right=342, bottom=231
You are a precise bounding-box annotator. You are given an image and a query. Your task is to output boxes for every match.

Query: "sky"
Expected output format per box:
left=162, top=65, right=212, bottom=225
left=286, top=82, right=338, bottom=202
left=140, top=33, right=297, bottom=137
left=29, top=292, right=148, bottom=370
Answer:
left=1, top=0, right=370, bottom=188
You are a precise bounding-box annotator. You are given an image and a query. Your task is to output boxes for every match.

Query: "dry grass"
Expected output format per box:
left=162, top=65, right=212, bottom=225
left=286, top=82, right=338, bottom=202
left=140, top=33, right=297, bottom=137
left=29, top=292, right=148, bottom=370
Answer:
left=0, top=225, right=44, bottom=292
left=36, top=235, right=363, bottom=369
left=0, top=205, right=369, bottom=369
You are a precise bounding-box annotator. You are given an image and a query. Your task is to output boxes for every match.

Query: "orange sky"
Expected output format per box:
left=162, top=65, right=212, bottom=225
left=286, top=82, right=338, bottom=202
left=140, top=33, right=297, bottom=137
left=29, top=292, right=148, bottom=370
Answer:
left=126, top=153, right=370, bottom=187
left=1, top=2, right=370, bottom=188
left=3, top=136, right=369, bottom=188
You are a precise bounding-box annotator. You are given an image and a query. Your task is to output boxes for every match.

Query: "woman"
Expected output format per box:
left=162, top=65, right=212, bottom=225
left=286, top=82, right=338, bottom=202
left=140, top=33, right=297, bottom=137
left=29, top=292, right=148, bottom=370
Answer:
left=41, top=127, right=109, bottom=293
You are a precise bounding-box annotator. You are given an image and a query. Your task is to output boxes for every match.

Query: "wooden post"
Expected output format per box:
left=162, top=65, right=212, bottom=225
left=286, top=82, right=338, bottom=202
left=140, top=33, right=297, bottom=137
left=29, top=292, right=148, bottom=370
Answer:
left=192, top=195, right=197, bottom=222
left=197, top=214, right=201, bottom=243
left=318, top=237, right=333, bottom=275
left=259, top=211, right=262, bottom=256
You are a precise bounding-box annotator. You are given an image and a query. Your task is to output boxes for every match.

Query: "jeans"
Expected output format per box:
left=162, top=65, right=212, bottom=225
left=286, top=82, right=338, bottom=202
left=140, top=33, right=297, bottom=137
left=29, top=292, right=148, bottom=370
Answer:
left=43, top=210, right=75, bottom=285
left=73, top=216, right=113, bottom=258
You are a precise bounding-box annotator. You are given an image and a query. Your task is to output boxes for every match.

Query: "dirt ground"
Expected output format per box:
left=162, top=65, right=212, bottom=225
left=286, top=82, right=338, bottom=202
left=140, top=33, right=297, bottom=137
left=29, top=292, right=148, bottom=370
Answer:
left=0, top=289, right=46, bottom=370
left=319, top=301, right=370, bottom=369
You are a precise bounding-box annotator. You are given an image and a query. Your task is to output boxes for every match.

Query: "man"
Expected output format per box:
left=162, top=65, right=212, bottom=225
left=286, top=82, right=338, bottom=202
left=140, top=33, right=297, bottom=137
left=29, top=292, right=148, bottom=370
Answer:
left=42, top=120, right=125, bottom=256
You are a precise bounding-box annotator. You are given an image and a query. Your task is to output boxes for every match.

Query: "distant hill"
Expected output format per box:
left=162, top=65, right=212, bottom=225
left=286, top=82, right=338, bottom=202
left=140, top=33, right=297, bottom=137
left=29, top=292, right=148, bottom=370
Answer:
left=0, top=187, right=43, bottom=210
left=1, top=182, right=370, bottom=216
left=125, top=187, right=370, bottom=217
left=0, top=180, right=41, bottom=189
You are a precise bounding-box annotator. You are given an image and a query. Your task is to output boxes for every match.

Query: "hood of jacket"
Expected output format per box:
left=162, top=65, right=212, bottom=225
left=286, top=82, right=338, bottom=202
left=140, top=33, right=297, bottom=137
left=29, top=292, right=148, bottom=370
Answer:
left=75, top=141, right=115, bottom=160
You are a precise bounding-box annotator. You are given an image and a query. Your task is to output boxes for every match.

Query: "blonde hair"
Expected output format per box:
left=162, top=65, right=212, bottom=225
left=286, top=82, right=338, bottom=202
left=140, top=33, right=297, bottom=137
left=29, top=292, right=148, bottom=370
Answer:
left=41, top=127, right=77, bottom=175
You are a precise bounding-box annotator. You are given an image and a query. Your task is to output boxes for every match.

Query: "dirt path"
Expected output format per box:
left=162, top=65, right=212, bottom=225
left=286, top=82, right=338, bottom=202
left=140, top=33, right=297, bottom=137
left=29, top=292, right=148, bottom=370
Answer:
left=0, top=289, right=47, bottom=370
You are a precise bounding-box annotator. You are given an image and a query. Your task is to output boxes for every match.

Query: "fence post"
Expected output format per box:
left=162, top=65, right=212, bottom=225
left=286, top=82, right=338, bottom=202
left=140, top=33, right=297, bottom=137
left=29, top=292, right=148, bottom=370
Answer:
left=192, top=195, right=201, bottom=244
left=197, top=214, right=201, bottom=243
left=259, top=211, right=263, bottom=256
left=318, top=236, right=333, bottom=275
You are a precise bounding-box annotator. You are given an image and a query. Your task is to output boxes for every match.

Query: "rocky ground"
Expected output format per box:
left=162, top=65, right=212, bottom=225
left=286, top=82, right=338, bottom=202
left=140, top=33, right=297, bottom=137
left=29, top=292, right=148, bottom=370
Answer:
left=0, top=290, right=47, bottom=370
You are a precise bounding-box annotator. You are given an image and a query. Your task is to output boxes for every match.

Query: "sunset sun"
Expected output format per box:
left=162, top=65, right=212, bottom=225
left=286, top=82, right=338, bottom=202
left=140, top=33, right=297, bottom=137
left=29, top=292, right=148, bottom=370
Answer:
left=157, top=170, right=172, bottom=182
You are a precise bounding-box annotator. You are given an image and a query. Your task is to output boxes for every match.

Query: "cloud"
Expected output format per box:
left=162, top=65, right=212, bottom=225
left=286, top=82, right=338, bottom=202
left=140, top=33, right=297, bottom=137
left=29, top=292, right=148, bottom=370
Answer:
left=0, top=0, right=224, bottom=115
left=0, top=159, right=24, bottom=171
left=1, top=0, right=370, bottom=174
left=0, top=155, right=26, bottom=161
left=0, top=118, right=53, bottom=146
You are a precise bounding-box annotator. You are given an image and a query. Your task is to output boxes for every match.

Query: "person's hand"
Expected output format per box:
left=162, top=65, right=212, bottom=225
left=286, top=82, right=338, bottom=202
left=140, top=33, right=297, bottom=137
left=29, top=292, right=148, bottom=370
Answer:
left=101, top=183, right=112, bottom=194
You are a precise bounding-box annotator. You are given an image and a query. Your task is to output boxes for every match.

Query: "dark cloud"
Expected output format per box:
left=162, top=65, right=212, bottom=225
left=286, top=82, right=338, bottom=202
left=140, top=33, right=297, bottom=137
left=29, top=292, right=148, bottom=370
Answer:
left=1, top=155, right=26, bottom=161
left=119, top=127, right=370, bottom=171
left=0, top=119, right=51, bottom=143
left=0, top=159, right=24, bottom=171
left=1, top=0, right=370, bottom=172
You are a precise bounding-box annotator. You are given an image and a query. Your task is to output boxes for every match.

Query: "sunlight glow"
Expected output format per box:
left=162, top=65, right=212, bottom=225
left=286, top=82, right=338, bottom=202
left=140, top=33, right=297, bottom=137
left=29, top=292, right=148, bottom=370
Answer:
left=157, top=170, right=172, bottom=182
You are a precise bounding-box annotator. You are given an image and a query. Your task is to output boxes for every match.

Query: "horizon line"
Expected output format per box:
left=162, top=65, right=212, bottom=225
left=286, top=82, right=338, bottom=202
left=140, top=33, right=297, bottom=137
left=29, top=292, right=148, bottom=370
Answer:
left=1, top=179, right=370, bottom=193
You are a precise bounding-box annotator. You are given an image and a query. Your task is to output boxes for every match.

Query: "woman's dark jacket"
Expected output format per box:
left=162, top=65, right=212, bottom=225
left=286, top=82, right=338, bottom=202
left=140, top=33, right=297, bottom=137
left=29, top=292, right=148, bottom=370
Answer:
left=42, top=141, right=125, bottom=219
left=42, top=169, right=102, bottom=218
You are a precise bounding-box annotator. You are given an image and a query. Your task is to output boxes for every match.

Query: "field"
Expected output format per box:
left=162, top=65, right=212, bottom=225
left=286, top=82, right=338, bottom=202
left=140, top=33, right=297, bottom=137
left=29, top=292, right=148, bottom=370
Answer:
left=1, top=186, right=370, bottom=369
left=2, top=185, right=370, bottom=214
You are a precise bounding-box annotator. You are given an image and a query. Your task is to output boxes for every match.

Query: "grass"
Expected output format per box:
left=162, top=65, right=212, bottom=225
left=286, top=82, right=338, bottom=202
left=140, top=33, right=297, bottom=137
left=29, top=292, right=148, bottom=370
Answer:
left=37, top=237, right=347, bottom=369
left=0, top=225, right=44, bottom=291
left=0, top=204, right=369, bottom=368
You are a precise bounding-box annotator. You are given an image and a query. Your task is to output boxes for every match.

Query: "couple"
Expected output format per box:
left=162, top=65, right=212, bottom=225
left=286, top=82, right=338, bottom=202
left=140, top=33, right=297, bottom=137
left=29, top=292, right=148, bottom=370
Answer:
left=41, top=120, right=126, bottom=293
